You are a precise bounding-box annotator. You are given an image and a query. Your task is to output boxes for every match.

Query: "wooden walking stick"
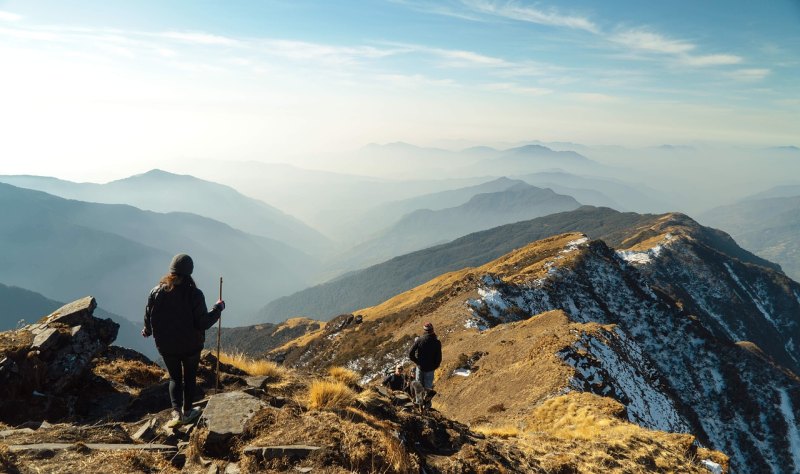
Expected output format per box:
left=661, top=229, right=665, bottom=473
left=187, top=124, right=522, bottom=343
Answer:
left=215, top=277, right=222, bottom=391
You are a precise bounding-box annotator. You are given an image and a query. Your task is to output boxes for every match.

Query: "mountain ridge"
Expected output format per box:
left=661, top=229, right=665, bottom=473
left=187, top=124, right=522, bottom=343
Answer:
left=270, top=219, right=800, bottom=473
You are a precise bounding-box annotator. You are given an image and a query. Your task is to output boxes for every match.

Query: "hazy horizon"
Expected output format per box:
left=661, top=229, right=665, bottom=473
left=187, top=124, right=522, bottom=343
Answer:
left=1, top=1, right=798, bottom=183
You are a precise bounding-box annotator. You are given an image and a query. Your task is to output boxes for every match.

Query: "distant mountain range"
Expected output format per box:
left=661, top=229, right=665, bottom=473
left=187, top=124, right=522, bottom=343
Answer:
left=0, top=170, right=330, bottom=255
left=325, top=182, right=582, bottom=274
left=700, top=192, right=800, bottom=280
left=170, top=159, right=490, bottom=239
left=0, top=182, right=315, bottom=326
left=257, top=207, right=675, bottom=323
left=342, top=177, right=524, bottom=242
left=0, top=282, right=157, bottom=360
left=516, top=171, right=667, bottom=213
left=350, top=142, right=606, bottom=179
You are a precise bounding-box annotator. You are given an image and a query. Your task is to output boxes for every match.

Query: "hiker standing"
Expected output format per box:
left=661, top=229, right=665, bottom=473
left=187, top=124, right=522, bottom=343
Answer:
left=142, top=254, right=225, bottom=424
left=382, top=365, right=407, bottom=391
left=408, top=322, right=442, bottom=391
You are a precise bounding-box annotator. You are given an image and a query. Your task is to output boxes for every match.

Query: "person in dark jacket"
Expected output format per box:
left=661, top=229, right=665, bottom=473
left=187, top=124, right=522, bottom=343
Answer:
left=382, top=365, right=407, bottom=391
left=142, top=253, right=225, bottom=424
left=408, top=322, right=442, bottom=390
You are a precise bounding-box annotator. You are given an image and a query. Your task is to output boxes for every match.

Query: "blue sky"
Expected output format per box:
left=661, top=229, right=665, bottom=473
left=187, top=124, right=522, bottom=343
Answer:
left=0, top=0, right=797, bottom=179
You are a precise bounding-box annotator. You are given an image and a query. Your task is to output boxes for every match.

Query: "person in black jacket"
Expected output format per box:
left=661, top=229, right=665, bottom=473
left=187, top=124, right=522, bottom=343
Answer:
left=382, top=365, right=407, bottom=391
left=142, top=253, right=225, bottom=424
left=408, top=322, right=442, bottom=391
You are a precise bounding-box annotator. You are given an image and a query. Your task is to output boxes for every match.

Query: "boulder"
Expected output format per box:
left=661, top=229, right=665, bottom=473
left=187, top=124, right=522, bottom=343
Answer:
left=200, top=391, right=267, bottom=455
left=0, top=297, right=119, bottom=422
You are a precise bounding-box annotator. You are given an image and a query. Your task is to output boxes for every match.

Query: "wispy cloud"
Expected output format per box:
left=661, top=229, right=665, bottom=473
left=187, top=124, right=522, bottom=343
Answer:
left=728, top=68, right=770, bottom=82
left=484, top=82, right=552, bottom=96
left=611, top=29, right=695, bottom=54
left=157, top=31, right=240, bottom=46
left=680, top=54, right=743, bottom=67
left=375, top=73, right=457, bottom=88
left=429, top=47, right=509, bottom=67
left=0, top=10, right=22, bottom=22
left=568, top=92, right=620, bottom=103
left=463, top=0, right=598, bottom=33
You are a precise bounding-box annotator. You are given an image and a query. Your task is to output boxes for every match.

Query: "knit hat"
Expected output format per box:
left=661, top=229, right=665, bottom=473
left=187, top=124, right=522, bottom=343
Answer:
left=169, top=253, right=194, bottom=276
left=423, top=322, right=434, bottom=333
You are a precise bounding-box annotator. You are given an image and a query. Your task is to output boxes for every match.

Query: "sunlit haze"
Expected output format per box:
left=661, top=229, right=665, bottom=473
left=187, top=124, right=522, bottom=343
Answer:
left=0, top=0, right=798, bottom=182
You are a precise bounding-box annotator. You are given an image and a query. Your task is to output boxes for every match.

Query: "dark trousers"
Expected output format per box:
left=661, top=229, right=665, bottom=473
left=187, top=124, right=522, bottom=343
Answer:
left=162, top=351, right=201, bottom=413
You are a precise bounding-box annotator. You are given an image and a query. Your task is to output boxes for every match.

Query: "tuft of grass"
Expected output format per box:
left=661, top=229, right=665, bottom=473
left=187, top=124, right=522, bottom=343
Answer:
left=92, top=359, right=165, bottom=390
left=217, top=351, right=287, bottom=379
left=341, top=422, right=412, bottom=473
left=307, top=379, right=357, bottom=410
left=83, top=449, right=179, bottom=474
left=473, top=424, right=520, bottom=439
left=0, top=444, right=19, bottom=473
left=327, top=366, right=360, bottom=386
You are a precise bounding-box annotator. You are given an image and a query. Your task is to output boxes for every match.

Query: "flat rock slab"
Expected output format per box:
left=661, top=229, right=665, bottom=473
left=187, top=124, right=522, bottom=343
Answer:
left=41, top=297, right=97, bottom=326
left=0, top=428, right=35, bottom=438
left=202, top=391, right=266, bottom=443
left=9, top=443, right=177, bottom=454
left=243, top=445, right=322, bottom=461
left=245, top=376, right=269, bottom=389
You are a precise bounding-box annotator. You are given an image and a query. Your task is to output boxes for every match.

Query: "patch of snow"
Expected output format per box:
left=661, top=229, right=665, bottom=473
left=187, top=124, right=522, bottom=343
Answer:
left=724, top=262, right=778, bottom=328
left=617, top=245, right=663, bottom=265
left=561, top=237, right=589, bottom=254
left=561, top=329, right=690, bottom=433
left=452, top=368, right=471, bottom=377
left=464, top=317, right=488, bottom=331
left=778, top=388, right=800, bottom=471
left=478, top=287, right=509, bottom=311
left=700, top=459, right=722, bottom=474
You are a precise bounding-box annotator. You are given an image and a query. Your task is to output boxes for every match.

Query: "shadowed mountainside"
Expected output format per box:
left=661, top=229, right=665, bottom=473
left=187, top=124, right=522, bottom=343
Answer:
left=700, top=195, right=800, bottom=280
left=0, top=182, right=316, bottom=326
left=0, top=170, right=331, bottom=255
left=324, top=183, right=582, bottom=275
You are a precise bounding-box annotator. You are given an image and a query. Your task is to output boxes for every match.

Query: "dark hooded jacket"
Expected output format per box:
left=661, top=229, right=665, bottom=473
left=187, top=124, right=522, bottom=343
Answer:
left=409, top=333, right=442, bottom=372
left=144, top=282, right=221, bottom=356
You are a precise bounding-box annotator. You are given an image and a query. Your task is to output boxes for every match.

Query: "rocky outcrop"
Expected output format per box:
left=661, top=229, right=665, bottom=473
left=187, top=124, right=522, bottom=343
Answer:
left=0, top=296, right=118, bottom=423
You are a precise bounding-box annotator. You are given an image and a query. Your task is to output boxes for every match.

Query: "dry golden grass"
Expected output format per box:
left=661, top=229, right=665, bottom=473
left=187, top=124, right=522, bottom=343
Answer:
left=3, top=448, right=179, bottom=474
left=528, top=393, right=624, bottom=440
left=307, top=379, right=357, bottom=410
left=80, top=449, right=179, bottom=474
left=517, top=393, right=729, bottom=473
left=327, top=366, right=360, bottom=386
left=217, top=351, right=287, bottom=379
left=473, top=424, right=521, bottom=439
left=340, top=420, right=411, bottom=473
left=0, top=443, right=18, bottom=473
left=0, top=329, right=33, bottom=353
left=92, top=359, right=165, bottom=391
left=243, top=405, right=416, bottom=474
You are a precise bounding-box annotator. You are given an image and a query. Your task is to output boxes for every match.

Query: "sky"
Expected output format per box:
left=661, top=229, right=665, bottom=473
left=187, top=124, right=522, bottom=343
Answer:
left=0, top=0, right=798, bottom=181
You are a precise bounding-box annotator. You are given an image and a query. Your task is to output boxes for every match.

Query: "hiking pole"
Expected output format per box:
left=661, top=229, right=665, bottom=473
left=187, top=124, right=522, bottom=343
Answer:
left=215, top=276, right=222, bottom=392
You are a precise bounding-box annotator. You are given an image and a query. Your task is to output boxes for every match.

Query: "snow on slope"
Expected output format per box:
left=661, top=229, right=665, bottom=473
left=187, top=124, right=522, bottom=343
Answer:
left=465, top=236, right=800, bottom=473
left=558, top=327, right=689, bottom=433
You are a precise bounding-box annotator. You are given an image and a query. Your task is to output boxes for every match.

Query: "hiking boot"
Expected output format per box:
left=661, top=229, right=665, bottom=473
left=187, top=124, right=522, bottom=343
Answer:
left=166, top=409, right=182, bottom=427
left=182, top=408, right=201, bottom=424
